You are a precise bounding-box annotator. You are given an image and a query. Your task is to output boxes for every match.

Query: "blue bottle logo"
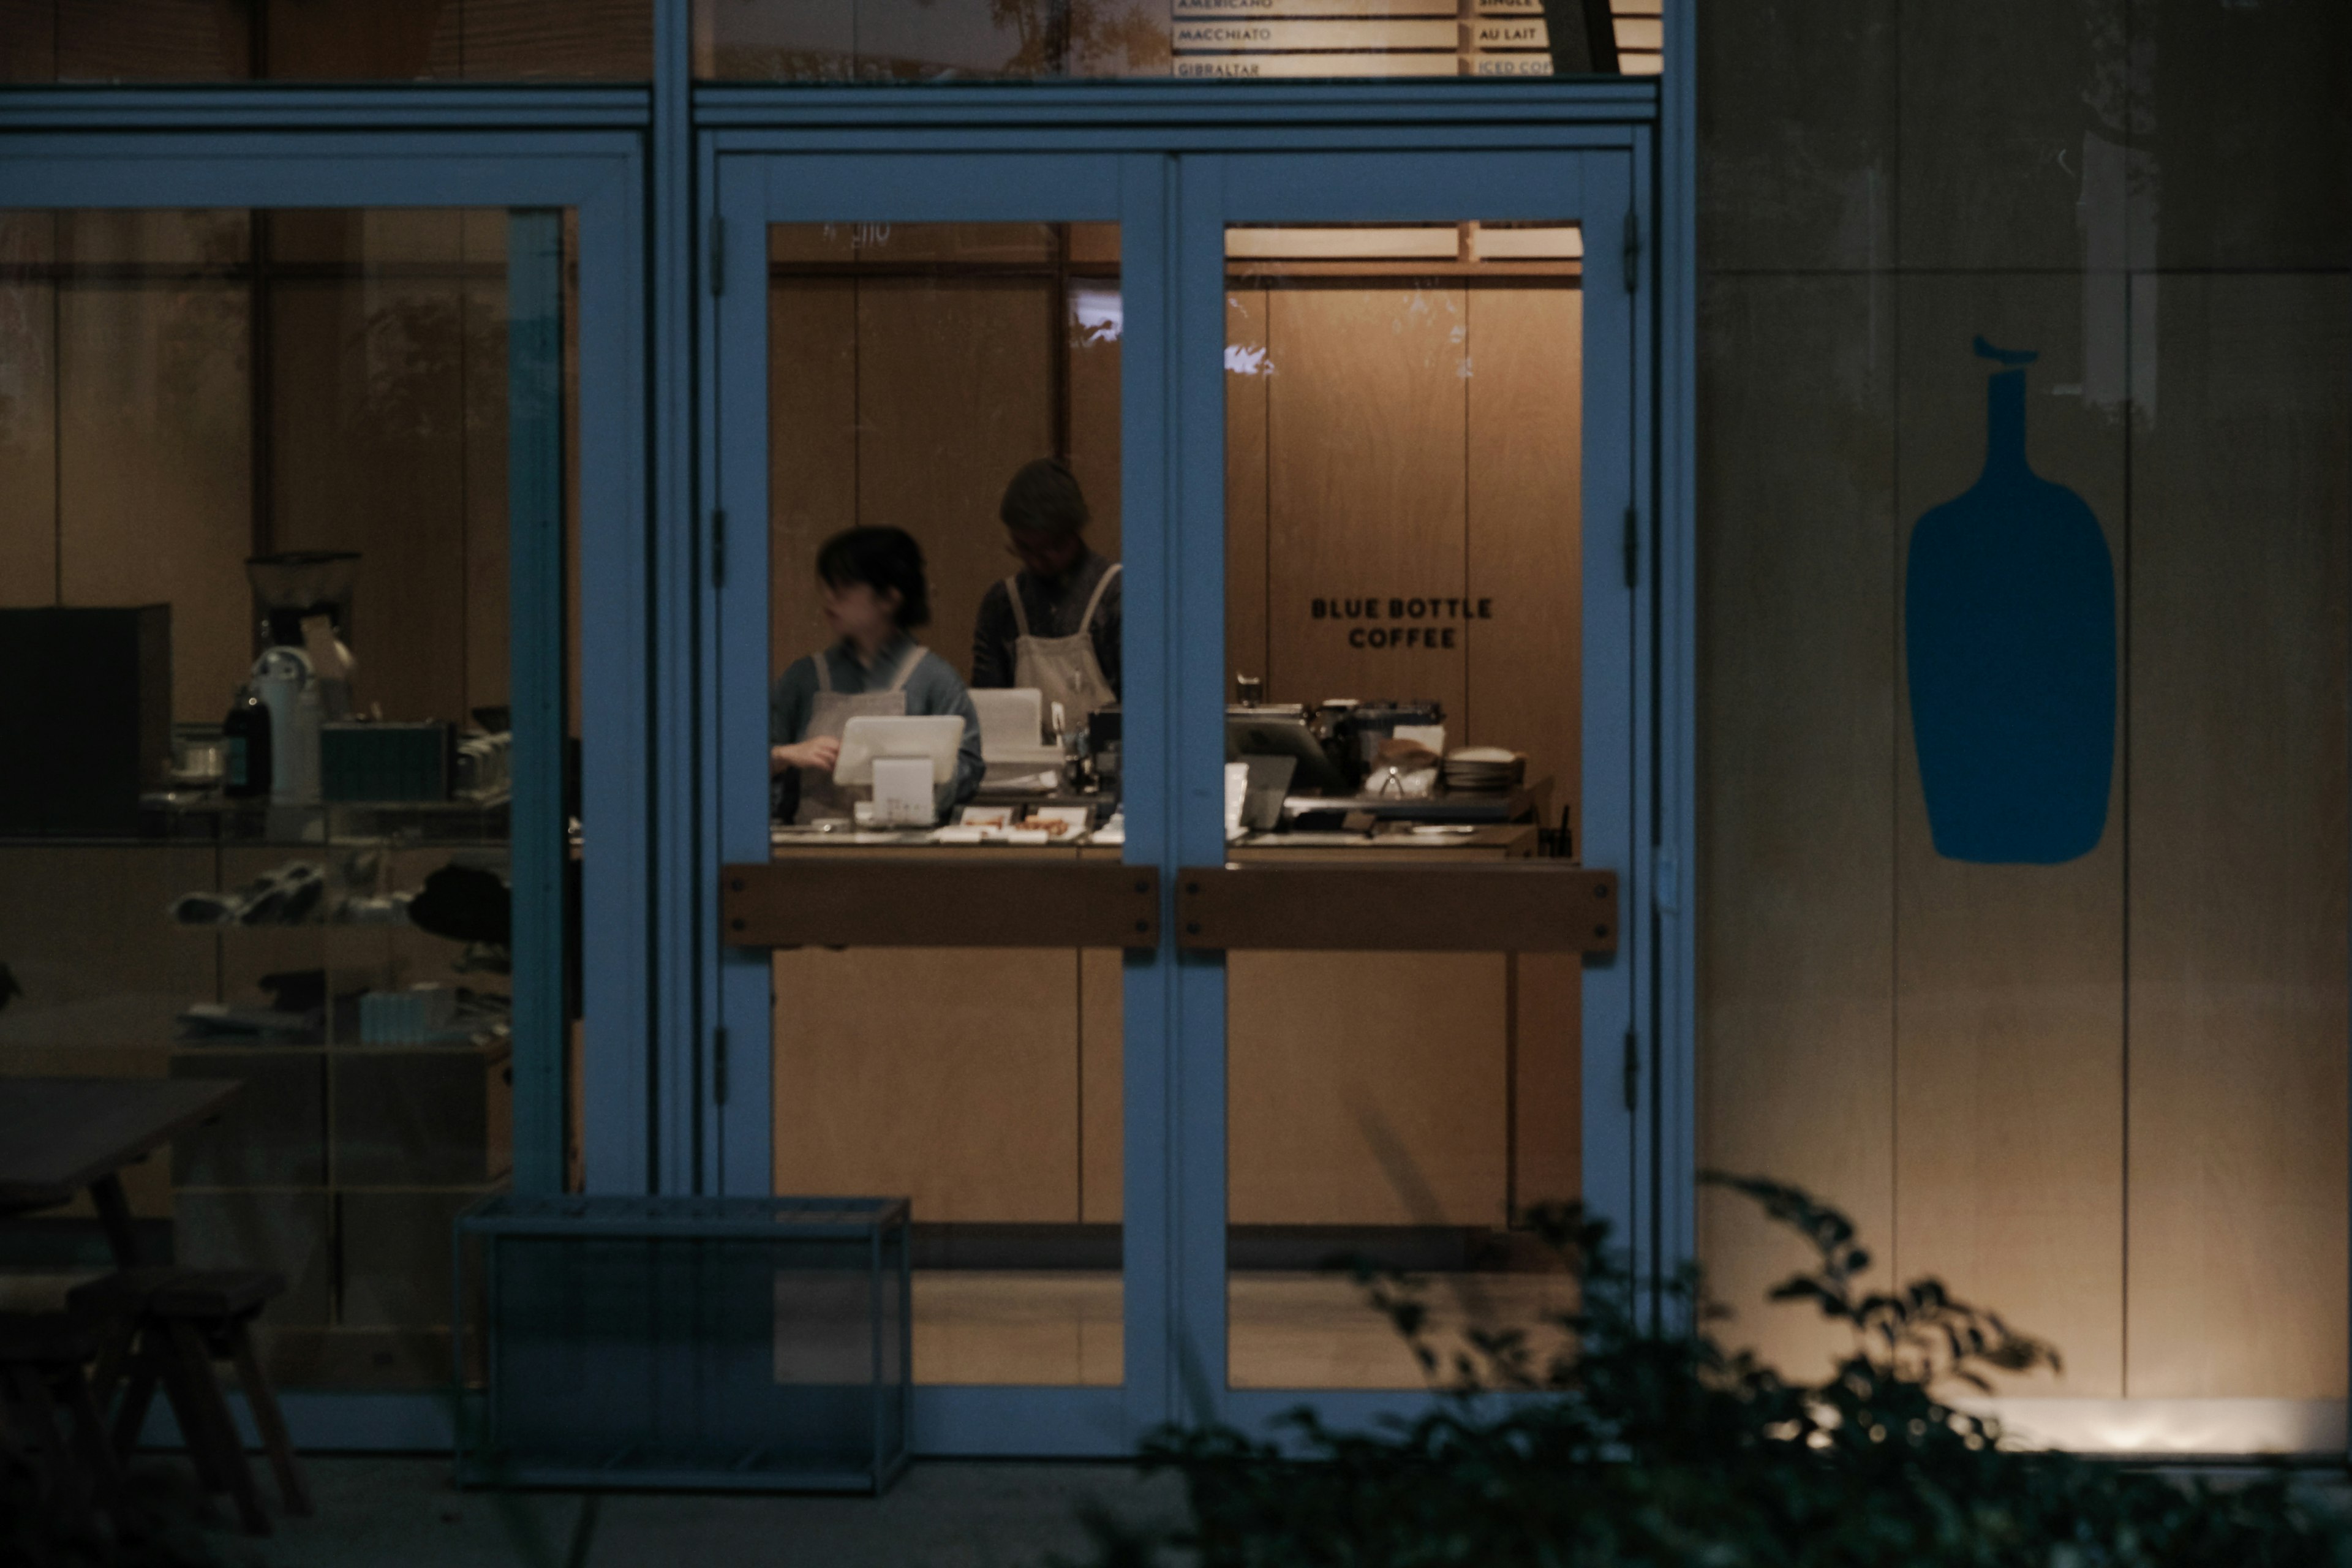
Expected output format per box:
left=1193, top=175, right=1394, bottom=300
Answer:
left=1905, top=338, right=2116, bottom=865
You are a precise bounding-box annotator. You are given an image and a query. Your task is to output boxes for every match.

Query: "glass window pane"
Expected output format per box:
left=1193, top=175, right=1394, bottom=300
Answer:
left=696, top=0, right=1661, bottom=80
left=0, top=206, right=583, bottom=1393
left=0, top=1, right=649, bottom=81
left=766, top=222, right=1123, bottom=1386
left=1221, top=222, right=1585, bottom=1389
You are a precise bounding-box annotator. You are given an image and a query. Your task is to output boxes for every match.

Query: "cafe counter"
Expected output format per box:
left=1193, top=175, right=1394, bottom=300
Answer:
left=759, top=821, right=1582, bottom=1232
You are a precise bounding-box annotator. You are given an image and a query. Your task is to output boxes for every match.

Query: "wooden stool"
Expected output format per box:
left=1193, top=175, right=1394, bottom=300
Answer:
left=70, top=1268, right=309, bottom=1536
left=0, top=1310, right=121, bottom=1532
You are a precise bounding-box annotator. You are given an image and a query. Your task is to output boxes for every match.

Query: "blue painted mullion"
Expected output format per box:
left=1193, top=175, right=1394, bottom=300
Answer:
left=1169, top=151, right=1232, bottom=1430
left=652, top=0, right=704, bottom=1196
left=1575, top=152, right=1639, bottom=1275
left=1625, top=127, right=1662, bottom=1321
left=577, top=147, right=658, bottom=1199
left=714, top=154, right=775, bottom=1198
left=507, top=208, right=567, bottom=1195
left=1116, top=148, right=1178, bottom=1441
left=0, top=86, right=650, bottom=132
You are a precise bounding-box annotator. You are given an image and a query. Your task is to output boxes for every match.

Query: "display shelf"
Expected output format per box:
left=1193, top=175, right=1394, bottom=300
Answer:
left=141, top=818, right=518, bottom=1393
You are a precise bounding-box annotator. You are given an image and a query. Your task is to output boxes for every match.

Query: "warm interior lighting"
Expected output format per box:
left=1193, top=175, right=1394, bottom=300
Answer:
left=1473, top=224, right=1585, bottom=261
left=1226, top=225, right=1460, bottom=261
left=1950, top=1399, right=2348, bottom=1457
left=1224, top=223, right=1583, bottom=263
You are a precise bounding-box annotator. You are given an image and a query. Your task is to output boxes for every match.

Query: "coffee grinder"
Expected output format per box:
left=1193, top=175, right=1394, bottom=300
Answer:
left=239, top=551, right=359, bottom=804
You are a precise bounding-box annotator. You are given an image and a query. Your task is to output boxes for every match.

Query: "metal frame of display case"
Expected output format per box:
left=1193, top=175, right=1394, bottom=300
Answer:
left=0, top=0, right=1698, bottom=1458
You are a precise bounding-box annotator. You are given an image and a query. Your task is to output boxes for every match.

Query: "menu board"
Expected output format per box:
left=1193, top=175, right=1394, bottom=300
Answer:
left=1166, top=0, right=1604, bottom=78
left=1171, top=0, right=1460, bottom=77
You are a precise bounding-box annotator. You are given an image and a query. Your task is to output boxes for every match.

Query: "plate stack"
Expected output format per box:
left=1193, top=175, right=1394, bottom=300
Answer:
left=1442, top=747, right=1524, bottom=796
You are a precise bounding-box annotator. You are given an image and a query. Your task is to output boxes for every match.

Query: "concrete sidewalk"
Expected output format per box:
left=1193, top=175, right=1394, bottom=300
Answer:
left=200, top=1457, right=1189, bottom=1568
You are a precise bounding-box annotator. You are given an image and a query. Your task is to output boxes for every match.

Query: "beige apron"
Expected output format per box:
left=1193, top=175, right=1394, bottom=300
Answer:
left=795, top=641, right=925, bottom=824
left=1006, top=562, right=1120, bottom=736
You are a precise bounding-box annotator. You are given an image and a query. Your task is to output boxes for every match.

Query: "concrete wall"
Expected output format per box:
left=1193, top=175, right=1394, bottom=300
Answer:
left=1696, top=0, right=2351, bottom=1416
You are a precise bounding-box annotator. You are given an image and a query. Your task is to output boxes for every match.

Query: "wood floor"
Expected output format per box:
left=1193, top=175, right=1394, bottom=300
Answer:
left=902, top=1270, right=1577, bottom=1389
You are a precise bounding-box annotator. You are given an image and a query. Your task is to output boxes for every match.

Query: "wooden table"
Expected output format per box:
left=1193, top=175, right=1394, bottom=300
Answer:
left=0, top=1077, right=239, bottom=1266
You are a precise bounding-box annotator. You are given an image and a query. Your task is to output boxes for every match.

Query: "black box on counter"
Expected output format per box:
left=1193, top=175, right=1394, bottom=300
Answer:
left=0, top=605, right=171, bottom=837
left=322, top=721, right=452, bottom=803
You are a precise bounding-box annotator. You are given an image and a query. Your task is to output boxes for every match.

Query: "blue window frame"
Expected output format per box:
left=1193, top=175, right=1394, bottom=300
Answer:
left=0, top=112, right=649, bottom=1450
left=0, top=0, right=1697, bottom=1458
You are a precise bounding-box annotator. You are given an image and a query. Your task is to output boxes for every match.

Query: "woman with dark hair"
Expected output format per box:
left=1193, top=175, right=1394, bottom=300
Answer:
left=770, top=525, right=983, bottom=823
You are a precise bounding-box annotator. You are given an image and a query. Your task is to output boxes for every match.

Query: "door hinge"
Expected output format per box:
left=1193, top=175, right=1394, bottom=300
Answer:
left=710, top=507, right=728, bottom=588
left=1622, top=1029, right=1640, bottom=1112
left=709, top=214, right=726, bottom=296
left=713, top=1025, right=729, bottom=1106
left=1622, top=505, right=1639, bottom=589
left=1623, top=210, right=1640, bottom=294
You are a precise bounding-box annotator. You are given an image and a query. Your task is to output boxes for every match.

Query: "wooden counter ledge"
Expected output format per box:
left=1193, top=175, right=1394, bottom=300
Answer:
left=724, top=850, right=1160, bottom=949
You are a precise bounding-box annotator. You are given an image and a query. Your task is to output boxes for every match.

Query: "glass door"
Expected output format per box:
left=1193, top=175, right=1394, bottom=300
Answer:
left=707, top=138, right=1645, bottom=1450
left=1171, top=148, right=1646, bottom=1433
left=707, top=151, right=1166, bottom=1453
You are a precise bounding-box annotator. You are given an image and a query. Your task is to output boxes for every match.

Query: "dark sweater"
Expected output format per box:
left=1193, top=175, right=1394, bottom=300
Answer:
left=969, top=549, right=1122, bottom=697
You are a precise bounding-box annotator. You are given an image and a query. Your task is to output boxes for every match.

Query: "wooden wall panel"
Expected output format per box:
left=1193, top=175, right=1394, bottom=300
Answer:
left=271, top=208, right=462, bottom=266
left=854, top=279, right=1054, bottom=685
left=462, top=277, right=511, bottom=717
left=1512, top=952, right=1580, bottom=1210
left=0, top=216, right=56, bottom=606
left=1225, top=286, right=1270, bottom=695
left=1696, top=273, right=1897, bottom=1382
left=264, top=1, right=461, bottom=80
left=1080, top=947, right=1123, bottom=1223
left=55, top=1, right=247, bottom=80
left=2125, top=274, right=2351, bottom=1399
left=1228, top=951, right=1508, bottom=1227
left=1065, top=279, right=1123, bottom=562
left=272, top=277, right=471, bottom=728
left=57, top=282, right=251, bottom=725
left=1893, top=276, right=2125, bottom=1396
left=0, top=1, right=54, bottom=82
left=768, top=279, right=859, bottom=680
left=1264, top=287, right=1467, bottom=722
left=460, top=0, right=653, bottom=77
left=771, top=948, right=1080, bottom=1223
left=854, top=225, right=1056, bottom=265
left=59, top=209, right=247, bottom=268
left=0, top=846, right=217, bottom=1054
left=1465, top=285, right=1580, bottom=823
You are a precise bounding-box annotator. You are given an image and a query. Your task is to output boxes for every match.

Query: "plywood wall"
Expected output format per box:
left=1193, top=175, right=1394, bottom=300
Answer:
left=0, top=214, right=58, bottom=606
left=1698, top=99, right=2350, bottom=1404
left=7, top=208, right=532, bottom=736
left=772, top=948, right=1082, bottom=1223
left=1890, top=279, right=2127, bottom=1398
left=1219, top=278, right=1586, bottom=1229
left=766, top=252, right=1072, bottom=687
left=2123, top=277, right=2350, bottom=1400
left=1227, top=281, right=1583, bottom=802
left=1264, top=285, right=1471, bottom=724
left=0, top=1, right=650, bottom=81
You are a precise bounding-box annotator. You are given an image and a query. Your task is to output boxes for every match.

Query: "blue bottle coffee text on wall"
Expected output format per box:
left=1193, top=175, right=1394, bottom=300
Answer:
left=1905, top=338, right=2116, bottom=865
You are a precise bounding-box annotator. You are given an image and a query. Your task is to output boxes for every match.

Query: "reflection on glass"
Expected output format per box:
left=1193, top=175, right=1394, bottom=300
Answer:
left=1221, top=221, right=1585, bottom=1389
left=0, top=208, right=579, bottom=1391
left=0, top=1, right=651, bottom=83
left=696, top=0, right=1661, bottom=80
left=766, top=222, right=1125, bottom=1385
